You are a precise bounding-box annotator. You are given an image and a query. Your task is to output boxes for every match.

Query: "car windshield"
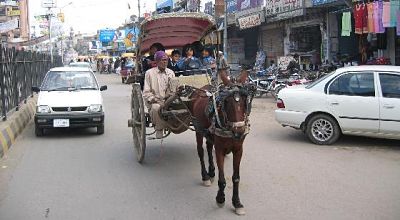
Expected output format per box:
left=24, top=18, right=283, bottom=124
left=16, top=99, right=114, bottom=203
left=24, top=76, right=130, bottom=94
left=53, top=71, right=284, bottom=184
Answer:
left=41, top=71, right=98, bottom=91
left=69, top=62, right=91, bottom=68
left=305, top=71, right=336, bottom=89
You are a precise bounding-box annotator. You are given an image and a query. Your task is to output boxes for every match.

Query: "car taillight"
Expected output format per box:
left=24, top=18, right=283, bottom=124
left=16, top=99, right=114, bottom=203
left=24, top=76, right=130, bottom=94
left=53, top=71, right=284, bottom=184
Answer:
left=277, top=99, right=285, bottom=109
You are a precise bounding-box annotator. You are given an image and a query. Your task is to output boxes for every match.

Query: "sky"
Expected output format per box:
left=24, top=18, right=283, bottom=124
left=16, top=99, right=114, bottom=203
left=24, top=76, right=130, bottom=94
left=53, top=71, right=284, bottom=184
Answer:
left=29, top=0, right=158, bottom=35
left=30, top=0, right=212, bottom=36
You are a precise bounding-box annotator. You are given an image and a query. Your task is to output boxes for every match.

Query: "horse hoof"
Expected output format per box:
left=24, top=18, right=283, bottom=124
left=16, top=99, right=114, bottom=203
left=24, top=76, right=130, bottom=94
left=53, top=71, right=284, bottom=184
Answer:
left=203, top=180, right=212, bottom=187
left=235, top=207, right=246, bottom=215
left=217, top=202, right=225, bottom=208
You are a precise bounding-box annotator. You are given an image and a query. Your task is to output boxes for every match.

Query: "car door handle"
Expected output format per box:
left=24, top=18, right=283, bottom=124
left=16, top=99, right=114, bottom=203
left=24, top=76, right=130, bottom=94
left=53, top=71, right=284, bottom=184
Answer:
left=330, top=102, right=339, bottom=105
left=383, top=104, right=395, bottom=109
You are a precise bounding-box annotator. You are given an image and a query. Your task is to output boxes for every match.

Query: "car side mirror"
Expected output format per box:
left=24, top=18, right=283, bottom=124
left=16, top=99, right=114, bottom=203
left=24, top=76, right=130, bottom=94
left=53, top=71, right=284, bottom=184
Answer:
left=32, top=86, right=40, bottom=93
left=100, top=85, right=107, bottom=91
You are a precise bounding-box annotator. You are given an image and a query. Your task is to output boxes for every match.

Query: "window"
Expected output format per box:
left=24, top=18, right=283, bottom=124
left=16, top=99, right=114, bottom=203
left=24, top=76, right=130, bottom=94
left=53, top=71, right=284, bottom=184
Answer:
left=379, top=73, right=400, bottom=98
left=329, top=72, right=375, bottom=97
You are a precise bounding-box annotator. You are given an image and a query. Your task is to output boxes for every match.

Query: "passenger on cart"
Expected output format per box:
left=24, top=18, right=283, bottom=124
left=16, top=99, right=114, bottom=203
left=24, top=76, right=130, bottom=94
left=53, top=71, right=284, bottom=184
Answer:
left=143, top=51, right=176, bottom=139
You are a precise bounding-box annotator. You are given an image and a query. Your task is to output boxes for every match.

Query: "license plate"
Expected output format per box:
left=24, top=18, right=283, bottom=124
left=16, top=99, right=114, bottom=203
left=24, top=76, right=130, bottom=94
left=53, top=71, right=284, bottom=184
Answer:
left=53, top=119, right=70, bottom=127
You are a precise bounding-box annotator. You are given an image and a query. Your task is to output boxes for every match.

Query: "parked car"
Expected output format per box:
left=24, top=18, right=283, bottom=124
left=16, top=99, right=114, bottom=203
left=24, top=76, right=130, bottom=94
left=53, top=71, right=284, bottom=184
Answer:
left=32, top=67, right=107, bottom=136
left=275, top=65, right=400, bottom=145
left=69, top=62, right=96, bottom=72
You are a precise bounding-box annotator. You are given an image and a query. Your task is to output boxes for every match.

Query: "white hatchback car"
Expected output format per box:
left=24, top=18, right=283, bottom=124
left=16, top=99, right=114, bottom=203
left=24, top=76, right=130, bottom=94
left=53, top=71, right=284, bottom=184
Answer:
left=275, top=65, right=400, bottom=145
left=32, top=67, right=107, bottom=136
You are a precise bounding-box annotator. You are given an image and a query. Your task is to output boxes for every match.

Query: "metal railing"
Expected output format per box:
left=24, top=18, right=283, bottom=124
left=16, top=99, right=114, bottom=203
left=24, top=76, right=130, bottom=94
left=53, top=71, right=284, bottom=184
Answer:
left=0, top=45, right=62, bottom=121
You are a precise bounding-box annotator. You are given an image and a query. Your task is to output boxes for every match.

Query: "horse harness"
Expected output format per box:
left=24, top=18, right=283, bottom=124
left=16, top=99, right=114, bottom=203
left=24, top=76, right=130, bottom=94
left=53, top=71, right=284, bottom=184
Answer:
left=175, top=83, right=256, bottom=140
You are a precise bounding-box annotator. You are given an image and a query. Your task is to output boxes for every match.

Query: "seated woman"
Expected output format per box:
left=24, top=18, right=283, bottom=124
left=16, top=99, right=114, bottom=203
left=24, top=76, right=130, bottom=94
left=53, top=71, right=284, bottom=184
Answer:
left=177, top=45, right=203, bottom=75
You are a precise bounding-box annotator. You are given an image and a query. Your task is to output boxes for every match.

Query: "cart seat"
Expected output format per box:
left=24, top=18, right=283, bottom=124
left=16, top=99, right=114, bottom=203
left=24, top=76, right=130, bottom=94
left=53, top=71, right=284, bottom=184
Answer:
left=161, top=109, right=190, bottom=117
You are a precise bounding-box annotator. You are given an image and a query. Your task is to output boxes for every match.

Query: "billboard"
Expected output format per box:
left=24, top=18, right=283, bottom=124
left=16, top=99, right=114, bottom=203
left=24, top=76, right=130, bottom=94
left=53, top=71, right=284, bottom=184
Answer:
left=236, top=0, right=263, bottom=11
left=204, top=1, right=213, bottom=15
left=157, top=0, right=173, bottom=13
left=124, top=28, right=139, bottom=49
left=99, top=29, right=115, bottom=43
left=227, top=0, right=237, bottom=13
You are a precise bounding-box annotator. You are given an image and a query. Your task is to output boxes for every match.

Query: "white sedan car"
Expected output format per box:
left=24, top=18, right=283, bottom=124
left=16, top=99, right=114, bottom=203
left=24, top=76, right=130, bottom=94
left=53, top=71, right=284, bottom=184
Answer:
left=69, top=62, right=96, bottom=72
left=32, top=67, right=107, bottom=136
left=275, top=65, right=400, bottom=145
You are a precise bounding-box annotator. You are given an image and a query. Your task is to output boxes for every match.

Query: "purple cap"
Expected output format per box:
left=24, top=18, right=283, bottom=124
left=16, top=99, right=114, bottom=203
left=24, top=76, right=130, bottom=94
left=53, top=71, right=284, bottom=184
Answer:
left=154, top=51, right=168, bottom=61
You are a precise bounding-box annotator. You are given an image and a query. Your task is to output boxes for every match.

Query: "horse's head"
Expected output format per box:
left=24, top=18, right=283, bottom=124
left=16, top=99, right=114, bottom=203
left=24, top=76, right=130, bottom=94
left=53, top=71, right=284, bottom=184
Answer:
left=217, top=69, right=256, bottom=139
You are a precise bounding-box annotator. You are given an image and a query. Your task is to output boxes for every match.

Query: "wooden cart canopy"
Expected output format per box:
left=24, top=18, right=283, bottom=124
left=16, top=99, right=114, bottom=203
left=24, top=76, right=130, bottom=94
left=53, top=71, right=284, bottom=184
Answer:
left=138, top=12, right=216, bottom=53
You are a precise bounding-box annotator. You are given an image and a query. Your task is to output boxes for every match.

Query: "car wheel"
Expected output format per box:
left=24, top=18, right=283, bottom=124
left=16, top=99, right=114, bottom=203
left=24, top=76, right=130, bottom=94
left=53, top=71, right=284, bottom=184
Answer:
left=306, top=114, right=340, bottom=145
left=35, top=126, right=44, bottom=137
left=97, top=124, right=105, bottom=135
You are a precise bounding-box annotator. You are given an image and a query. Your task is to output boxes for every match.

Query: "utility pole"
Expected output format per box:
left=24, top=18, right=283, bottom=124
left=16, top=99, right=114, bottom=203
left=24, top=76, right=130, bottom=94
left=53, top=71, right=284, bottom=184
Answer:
left=223, top=0, right=228, bottom=57
left=138, top=0, right=141, bottom=19
left=47, top=8, right=53, bottom=63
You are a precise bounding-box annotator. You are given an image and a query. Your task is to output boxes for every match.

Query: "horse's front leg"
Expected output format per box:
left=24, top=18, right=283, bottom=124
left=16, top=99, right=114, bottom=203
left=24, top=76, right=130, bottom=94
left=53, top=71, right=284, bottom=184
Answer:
left=196, top=133, right=211, bottom=186
left=232, top=144, right=245, bottom=215
left=215, top=141, right=226, bottom=207
left=206, top=139, right=215, bottom=181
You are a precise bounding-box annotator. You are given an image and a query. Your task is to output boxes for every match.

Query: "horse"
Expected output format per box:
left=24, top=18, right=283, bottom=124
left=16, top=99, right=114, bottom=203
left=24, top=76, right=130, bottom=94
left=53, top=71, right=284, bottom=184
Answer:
left=187, top=69, right=255, bottom=215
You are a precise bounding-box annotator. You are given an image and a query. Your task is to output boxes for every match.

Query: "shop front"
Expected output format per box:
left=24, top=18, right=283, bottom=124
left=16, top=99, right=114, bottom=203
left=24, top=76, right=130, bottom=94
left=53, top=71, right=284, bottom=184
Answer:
left=234, top=1, right=264, bottom=65
left=263, top=0, right=326, bottom=70
left=330, top=0, right=399, bottom=66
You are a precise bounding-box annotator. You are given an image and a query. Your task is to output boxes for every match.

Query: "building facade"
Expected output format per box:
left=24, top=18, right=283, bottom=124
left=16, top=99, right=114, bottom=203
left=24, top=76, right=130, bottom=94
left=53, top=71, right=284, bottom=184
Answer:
left=0, top=0, right=30, bottom=47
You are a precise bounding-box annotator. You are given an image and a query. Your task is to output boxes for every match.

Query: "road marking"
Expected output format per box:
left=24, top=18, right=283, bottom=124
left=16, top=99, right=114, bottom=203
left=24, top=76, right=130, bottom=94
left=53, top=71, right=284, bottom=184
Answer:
left=5, top=127, right=15, bottom=145
left=0, top=132, right=8, bottom=156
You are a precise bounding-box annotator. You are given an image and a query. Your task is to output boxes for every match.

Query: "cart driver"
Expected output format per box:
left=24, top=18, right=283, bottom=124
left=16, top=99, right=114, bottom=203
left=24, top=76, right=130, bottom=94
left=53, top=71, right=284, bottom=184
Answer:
left=143, top=51, right=176, bottom=139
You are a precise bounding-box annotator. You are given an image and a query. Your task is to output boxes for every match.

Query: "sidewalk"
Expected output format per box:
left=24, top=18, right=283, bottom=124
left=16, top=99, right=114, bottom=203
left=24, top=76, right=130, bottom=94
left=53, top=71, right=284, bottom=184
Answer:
left=0, top=97, right=37, bottom=159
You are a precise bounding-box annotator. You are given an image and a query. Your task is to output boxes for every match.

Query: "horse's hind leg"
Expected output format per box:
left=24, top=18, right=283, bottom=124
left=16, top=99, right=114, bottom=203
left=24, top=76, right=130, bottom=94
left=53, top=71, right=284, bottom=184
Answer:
left=215, top=144, right=226, bottom=207
left=206, top=139, right=215, bottom=181
left=232, top=146, right=245, bottom=215
left=196, top=133, right=211, bottom=186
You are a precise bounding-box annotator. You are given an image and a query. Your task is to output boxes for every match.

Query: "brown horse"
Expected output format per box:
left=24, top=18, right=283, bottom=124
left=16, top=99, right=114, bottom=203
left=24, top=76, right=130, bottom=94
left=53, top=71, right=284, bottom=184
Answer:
left=187, top=70, right=255, bottom=215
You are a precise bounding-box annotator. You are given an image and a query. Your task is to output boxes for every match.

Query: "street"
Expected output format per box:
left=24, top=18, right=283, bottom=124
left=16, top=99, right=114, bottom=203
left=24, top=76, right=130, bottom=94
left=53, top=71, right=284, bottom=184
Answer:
left=1, top=73, right=400, bottom=220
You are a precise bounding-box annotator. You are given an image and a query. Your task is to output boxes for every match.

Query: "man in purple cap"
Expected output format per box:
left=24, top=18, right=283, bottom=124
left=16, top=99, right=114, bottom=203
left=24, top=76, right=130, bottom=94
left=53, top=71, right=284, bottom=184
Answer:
left=143, top=51, right=175, bottom=139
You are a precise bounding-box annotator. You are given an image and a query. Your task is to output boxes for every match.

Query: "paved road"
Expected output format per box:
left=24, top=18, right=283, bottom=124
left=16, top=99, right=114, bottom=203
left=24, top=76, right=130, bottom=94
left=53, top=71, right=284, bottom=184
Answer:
left=1, top=74, right=400, bottom=220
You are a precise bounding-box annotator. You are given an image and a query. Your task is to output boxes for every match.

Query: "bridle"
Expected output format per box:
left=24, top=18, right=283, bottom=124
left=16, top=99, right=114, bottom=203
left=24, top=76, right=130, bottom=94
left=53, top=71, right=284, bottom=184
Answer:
left=213, top=83, right=256, bottom=139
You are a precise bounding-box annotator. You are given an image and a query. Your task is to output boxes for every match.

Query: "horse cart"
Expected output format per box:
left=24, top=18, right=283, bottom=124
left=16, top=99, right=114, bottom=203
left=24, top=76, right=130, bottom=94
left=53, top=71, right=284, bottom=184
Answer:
left=127, top=12, right=217, bottom=163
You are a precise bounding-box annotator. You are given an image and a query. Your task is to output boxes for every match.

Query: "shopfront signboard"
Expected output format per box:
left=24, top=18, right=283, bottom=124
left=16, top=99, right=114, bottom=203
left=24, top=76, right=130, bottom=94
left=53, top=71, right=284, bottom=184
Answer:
left=312, top=0, right=337, bottom=6
left=0, top=18, right=18, bottom=33
left=7, top=9, right=20, bottom=16
left=204, top=1, right=213, bottom=15
left=265, top=0, right=304, bottom=22
left=41, top=0, right=56, bottom=8
left=227, top=0, right=237, bottom=13
left=156, top=0, right=173, bottom=13
left=238, top=13, right=262, bottom=29
left=0, top=0, right=19, bottom=6
left=237, top=0, right=264, bottom=11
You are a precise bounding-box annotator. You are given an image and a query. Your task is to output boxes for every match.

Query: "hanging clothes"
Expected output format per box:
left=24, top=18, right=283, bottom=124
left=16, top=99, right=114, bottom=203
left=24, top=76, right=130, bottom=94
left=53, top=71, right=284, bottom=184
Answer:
left=397, top=10, right=400, bottom=35
left=354, top=3, right=368, bottom=34
left=374, top=1, right=385, bottom=33
left=391, top=0, right=400, bottom=27
left=367, top=2, right=375, bottom=33
left=383, top=1, right=392, bottom=27
left=342, top=12, right=352, bottom=36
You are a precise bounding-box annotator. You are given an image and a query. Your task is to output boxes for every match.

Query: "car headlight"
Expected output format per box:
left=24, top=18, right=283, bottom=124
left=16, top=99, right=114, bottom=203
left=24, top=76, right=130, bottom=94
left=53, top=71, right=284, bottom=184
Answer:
left=37, top=105, right=51, bottom=113
left=88, top=104, right=102, bottom=113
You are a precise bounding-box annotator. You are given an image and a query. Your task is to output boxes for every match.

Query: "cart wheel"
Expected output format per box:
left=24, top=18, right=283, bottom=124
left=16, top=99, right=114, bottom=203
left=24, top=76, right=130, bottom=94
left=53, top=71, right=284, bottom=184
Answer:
left=131, top=83, right=146, bottom=163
